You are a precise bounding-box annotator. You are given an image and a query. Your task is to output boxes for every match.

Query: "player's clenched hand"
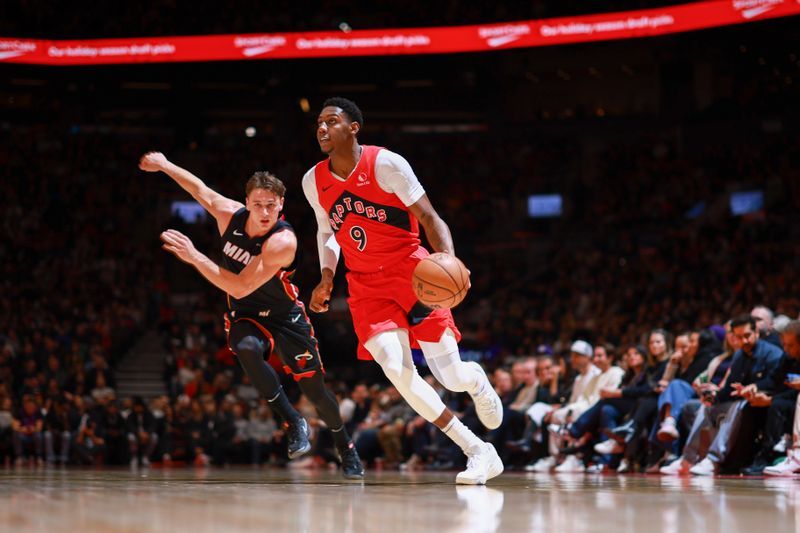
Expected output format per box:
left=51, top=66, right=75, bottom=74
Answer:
left=139, top=151, right=169, bottom=172
left=310, top=279, right=333, bottom=313
left=160, top=229, right=201, bottom=265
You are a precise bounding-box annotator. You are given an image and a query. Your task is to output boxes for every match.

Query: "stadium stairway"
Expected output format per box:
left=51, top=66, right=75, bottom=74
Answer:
left=114, top=330, right=167, bottom=399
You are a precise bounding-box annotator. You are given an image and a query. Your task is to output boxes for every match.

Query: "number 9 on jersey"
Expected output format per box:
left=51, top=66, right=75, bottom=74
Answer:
left=349, top=225, right=367, bottom=251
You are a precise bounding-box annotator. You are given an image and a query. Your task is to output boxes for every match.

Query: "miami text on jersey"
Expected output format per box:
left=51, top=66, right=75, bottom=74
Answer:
left=223, top=241, right=256, bottom=265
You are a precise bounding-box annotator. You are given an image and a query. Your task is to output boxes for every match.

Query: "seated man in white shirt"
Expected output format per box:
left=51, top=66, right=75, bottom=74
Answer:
left=592, top=344, right=627, bottom=401
left=527, top=340, right=602, bottom=472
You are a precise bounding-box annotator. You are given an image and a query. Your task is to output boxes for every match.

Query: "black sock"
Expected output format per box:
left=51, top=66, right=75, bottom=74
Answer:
left=268, top=387, right=301, bottom=425
left=331, top=425, right=352, bottom=450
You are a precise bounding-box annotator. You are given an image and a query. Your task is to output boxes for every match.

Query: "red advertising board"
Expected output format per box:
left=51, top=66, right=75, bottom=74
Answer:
left=1, top=0, right=798, bottom=65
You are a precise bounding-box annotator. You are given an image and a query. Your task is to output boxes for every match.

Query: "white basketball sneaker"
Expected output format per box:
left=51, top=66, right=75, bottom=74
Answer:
left=525, top=456, right=556, bottom=472
left=468, top=362, right=503, bottom=430
left=456, top=442, right=504, bottom=485
left=764, top=452, right=800, bottom=477
left=594, top=439, right=624, bottom=455
left=689, top=457, right=717, bottom=476
left=659, top=456, right=691, bottom=476
left=555, top=455, right=585, bottom=473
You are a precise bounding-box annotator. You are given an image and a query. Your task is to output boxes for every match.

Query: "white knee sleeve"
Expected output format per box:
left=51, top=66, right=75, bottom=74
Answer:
left=365, top=329, right=445, bottom=422
left=419, top=328, right=481, bottom=395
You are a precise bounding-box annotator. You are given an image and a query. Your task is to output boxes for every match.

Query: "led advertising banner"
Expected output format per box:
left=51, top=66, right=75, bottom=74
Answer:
left=1, top=0, right=798, bottom=65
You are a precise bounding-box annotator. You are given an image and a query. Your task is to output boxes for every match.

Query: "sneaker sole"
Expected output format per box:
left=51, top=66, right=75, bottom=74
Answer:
left=455, top=452, right=504, bottom=485
left=594, top=445, right=623, bottom=455
left=764, top=471, right=800, bottom=477
left=288, top=442, right=312, bottom=460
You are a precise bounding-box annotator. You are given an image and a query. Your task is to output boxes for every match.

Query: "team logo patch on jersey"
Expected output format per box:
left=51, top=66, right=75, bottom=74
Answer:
left=356, top=172, right=370, bottom=186
left=294, top=351, right=315, bottom=368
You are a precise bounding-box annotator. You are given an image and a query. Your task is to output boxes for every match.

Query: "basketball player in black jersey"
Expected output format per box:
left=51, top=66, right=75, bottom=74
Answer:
left=139, top=151, right=364, bottom=479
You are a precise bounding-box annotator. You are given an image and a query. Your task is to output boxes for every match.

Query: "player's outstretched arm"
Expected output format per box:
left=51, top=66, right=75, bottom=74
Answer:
left=160, top=228, right=294, bottom=299
left=408, top=194, right=455, bottom=255
left=139, top=152, right=242, bottom=229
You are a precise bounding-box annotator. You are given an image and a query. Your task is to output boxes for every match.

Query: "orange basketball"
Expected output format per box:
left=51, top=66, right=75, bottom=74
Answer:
left=411, top=253, right=470, bottom=309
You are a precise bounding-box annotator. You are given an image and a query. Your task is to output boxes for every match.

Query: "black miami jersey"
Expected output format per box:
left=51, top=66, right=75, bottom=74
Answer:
left=220, top=208, right=323, bottom=379
left=220, top=208, right=302, bottom=317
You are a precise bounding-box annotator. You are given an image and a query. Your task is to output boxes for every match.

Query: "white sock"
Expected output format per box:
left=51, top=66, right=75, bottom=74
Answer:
left=442, top=417, right=483, bottom=455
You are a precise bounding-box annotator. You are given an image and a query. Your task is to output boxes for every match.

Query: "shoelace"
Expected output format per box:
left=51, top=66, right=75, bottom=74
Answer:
left=288, top=420, right=307, bottom=441
left=474, top=392, right=497, bottom=416
left=465, top=446, right=488, bottom=471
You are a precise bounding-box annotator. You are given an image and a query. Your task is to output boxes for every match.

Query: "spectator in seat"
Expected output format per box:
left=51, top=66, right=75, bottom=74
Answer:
left=73, top=417, right=106, bottom=465
left=127, top=396, right=158, bottom=467
left=752, top=305, right=783, bottom=348
left=743, top=320, right=800, bottom=475
left=661, top=314, right=783, bottom=476
left=44, top=397, right=72, bottom=464
left=765, top=321, right=800, bottom=475
left=12, top=395, right=44, bottom=465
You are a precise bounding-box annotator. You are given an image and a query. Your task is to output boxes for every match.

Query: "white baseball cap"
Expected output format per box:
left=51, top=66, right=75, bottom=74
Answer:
left=570, top=340, right=593, bottom=357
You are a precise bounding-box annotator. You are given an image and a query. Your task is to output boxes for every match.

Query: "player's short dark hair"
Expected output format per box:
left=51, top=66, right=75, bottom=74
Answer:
left=731, top=314, right=757, bottom=331
left=246, top=171, right=285, bottom=198
left=322, top=97, right=364, bottom=127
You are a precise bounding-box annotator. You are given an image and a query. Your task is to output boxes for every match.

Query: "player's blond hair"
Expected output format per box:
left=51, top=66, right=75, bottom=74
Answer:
left=246, top=171, right=285, bottom=198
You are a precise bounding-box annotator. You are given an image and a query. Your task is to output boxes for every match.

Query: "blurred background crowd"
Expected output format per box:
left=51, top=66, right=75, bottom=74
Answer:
left=1, top=3, right=799, bottom=474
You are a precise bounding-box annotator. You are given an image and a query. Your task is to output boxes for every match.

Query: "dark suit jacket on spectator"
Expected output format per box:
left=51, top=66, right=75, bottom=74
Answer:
left=717, top=340, right=784, bottom=403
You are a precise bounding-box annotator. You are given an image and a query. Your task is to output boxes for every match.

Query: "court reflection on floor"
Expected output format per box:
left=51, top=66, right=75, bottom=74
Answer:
left=0, top=469, right=798, bottom=533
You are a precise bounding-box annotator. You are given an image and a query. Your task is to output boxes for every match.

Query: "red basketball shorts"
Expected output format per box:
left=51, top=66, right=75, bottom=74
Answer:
left=346, top=247, right=462, bottom=360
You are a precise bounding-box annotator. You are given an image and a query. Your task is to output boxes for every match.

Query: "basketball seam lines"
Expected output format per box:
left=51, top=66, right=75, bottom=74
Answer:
left=427, top=256, right=461, bottom=306
left=411, top=273, right=456, bottom=300
left=431, top=256, right=461, bottom=294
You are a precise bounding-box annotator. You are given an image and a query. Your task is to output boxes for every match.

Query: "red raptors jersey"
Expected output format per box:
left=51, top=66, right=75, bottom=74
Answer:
left=314, top=145, right=421, bottom=273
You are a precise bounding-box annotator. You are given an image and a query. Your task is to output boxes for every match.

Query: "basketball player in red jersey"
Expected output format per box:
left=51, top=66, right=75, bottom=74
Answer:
left=302, top=98, right=503, bottom=484
left=139, top=151, right=364, bottom=479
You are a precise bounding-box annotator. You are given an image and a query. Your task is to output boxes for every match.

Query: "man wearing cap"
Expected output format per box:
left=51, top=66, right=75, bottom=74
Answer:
left=526, top=340, right=602, bottom=472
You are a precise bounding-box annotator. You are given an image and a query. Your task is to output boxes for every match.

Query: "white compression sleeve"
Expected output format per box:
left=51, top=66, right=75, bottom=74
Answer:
left=374, top=150, right=426, bottom=207
left=364, top=329, right=445, bottom=423
left=301, top=168, right=340, bottom=273
left=418, top=328, right=483, bottom=396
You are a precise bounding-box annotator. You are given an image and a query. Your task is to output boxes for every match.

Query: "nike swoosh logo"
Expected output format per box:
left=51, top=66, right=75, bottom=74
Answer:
left=487, top=35, right=522, bottom=48
left=291, top=315, right=301, bottom=323
left=233, top=230, right=244, bottom=236
left=322, top=185, right=333, bottom=192
left=741, top=5, right=775, bottom=18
